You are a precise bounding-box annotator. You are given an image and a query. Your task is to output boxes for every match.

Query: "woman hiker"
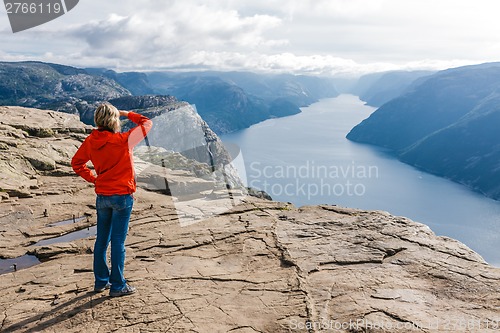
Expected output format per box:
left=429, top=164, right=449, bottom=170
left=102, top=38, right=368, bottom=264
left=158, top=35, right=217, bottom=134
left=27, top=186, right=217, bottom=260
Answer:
left=71, top=103, right=152, bottom=297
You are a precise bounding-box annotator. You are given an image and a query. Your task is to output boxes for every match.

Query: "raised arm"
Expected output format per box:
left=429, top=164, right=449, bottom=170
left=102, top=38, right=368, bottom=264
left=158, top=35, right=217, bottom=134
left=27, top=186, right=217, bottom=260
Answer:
left=125, top=111, right=153, bottom=148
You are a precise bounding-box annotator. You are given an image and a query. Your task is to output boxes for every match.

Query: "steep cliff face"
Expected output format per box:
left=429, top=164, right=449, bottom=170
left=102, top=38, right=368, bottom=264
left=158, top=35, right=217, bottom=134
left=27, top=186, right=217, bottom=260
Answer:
left=347, top=63, right=500, bottom=200
left=110, top=95, right=245, bottom=193
left=399, top=92, right=500, bottom=198
left=0, top=103, right=246, bottom=210
left=1, top=107, right=500, bottom=332
left=347, top=66, right=500, bottom=150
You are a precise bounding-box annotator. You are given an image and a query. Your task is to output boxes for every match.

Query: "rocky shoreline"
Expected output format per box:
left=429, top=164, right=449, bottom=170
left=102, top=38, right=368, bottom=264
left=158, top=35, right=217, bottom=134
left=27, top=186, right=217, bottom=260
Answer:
left=1, top=106, right=500, bottom=332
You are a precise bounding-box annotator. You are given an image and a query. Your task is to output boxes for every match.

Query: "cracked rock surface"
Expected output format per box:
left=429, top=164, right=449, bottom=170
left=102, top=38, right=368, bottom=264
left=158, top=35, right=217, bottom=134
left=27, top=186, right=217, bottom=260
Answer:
left=2, top=195, right=500, bottom=332
left=1, top=107, right=500, bottom=332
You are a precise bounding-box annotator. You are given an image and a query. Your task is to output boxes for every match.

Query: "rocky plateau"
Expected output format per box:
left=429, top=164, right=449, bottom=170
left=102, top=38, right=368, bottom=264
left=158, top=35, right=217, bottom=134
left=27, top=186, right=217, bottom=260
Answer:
left=0, top=107, right=500, bottom=332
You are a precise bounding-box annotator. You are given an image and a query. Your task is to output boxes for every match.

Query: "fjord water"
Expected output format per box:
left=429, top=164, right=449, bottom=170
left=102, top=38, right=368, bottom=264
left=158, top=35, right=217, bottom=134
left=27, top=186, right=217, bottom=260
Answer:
left=221, top=94, right=500, bottom=266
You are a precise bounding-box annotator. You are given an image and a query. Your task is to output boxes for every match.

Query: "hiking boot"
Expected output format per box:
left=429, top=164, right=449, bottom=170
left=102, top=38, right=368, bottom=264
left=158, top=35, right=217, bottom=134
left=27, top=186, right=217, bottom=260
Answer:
left=109, top=284, right=136, bottom=297
left=94, top=282, right=111, bottom=293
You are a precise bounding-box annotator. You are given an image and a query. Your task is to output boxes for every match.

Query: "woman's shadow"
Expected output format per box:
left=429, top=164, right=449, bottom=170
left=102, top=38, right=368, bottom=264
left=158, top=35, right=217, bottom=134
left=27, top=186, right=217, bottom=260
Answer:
left=3, top=290, right=109, bottom=333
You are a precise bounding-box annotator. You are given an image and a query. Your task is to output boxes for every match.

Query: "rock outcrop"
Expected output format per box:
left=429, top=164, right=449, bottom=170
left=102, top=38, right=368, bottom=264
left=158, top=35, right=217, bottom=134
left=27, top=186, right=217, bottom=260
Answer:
left=115, top=97, right=246, bottom=197
left=1, top=107, right=500, bottom=333
left=0, top=106, right=92, bottom=201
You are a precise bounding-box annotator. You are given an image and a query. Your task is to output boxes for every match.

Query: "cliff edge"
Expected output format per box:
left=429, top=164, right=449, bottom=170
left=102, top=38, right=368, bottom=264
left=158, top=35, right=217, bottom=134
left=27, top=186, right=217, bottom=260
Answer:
left=1, top=107, right=500, bottom=333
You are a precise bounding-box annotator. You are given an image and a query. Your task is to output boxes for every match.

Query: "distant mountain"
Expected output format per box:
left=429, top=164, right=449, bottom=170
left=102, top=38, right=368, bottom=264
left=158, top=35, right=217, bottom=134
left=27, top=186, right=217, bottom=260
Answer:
left=399, top=91, right=500, bottom=198
left=148, top=74, right=271, bottom=134
left=350, top=70, right=434, bottom=107
left=0, top=61, right=339, bottom=135
left=147, top=71, right=339, bottom=133
left=0, top=62, right=245, bottom=195
left=218, top=72, right=338, bottom=106
left=0, top=61, right=131, bottom=124
left=347, top=63, right=500, bottom=200
left=85, top=68, right=154, bottom=95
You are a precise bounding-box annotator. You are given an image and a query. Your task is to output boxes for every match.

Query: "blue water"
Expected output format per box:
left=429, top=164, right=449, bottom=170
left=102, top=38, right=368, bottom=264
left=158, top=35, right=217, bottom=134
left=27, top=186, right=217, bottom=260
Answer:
left=0, top=255, right=40, bottom=275
left=34, top=226, right=96, bottom=247
left=221, top=94, right=500, bottom=266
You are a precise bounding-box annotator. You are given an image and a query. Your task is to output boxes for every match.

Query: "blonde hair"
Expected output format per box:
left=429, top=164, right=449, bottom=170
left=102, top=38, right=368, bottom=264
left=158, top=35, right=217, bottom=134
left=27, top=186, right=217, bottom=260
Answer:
left=94, top=103, right=121, bottom=133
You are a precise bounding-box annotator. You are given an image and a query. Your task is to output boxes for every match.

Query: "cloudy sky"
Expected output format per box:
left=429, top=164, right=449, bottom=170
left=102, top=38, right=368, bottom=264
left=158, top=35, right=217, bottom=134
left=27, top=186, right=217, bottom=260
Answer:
left=1, top=0, right=500, bottom=76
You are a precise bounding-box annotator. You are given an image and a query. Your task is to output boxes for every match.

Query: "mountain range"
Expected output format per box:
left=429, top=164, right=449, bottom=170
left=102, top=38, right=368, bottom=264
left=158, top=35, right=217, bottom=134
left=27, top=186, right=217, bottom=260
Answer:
left=350, top=70, right=434, bottom=106
left=347, top=62, right=500, bottom=200
left=1, top=68, right=499, bottom=332
left=0, top=61, right=131, bottom=124
left=147, top=71, right=339, bottom=133
left=0, top=61, right=339, bottom=134
left=6, top=59, right=499, bottom=200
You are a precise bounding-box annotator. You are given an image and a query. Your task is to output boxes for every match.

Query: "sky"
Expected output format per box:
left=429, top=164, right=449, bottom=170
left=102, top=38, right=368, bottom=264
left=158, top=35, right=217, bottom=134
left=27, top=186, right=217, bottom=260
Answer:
left=1, top=0, right=500, bottom=76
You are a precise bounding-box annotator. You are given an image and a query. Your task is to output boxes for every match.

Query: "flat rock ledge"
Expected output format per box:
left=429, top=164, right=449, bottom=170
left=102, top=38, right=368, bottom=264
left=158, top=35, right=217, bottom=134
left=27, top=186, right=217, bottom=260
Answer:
left=1, top=194, right=500, bottom=333
left=1, top=106, right=500, bottom=332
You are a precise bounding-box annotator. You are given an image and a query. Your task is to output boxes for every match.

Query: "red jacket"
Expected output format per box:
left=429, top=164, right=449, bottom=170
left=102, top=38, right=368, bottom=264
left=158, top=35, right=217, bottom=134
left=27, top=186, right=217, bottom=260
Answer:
left=71, top=112, right=152, bottom=195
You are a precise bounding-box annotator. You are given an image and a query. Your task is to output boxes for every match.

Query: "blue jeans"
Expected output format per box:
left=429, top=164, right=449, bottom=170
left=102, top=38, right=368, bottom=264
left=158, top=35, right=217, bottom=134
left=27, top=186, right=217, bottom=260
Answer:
left=94, top=194, right=133, bottom=291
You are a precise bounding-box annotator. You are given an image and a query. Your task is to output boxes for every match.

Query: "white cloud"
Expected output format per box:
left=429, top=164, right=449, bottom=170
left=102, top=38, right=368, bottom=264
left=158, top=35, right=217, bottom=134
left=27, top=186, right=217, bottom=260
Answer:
left=1, top=0, right=499, bottom=75
left=62, top=2, right=287, bottom=68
